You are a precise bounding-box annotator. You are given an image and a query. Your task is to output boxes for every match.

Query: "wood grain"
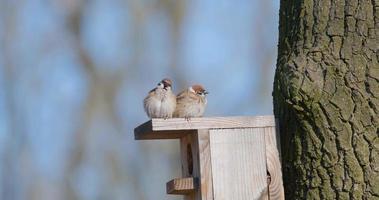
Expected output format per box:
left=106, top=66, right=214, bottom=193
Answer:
left=177, top=130, right=214, bottom=200
left=209, top=128, right=268, bottom=200
left=264, top=127, right=285, bottom=200
left=134, top=120, right=191, bottom=140
left=134, top=115, right=284, bottom=200
left=152, top=116, right=275, bottom=130
left=193, top=129, right=214, bottom=200
left=166, top=177, right=197, bottom=195
left=134, top=116, right=275, bottom=140
left=180, top=133, right=196, bottom=200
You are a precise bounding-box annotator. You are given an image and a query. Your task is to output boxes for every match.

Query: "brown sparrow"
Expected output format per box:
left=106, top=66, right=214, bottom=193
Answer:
left=144, top=78, right=176, bottom=119
left=174, top=84, right=208, bottom=119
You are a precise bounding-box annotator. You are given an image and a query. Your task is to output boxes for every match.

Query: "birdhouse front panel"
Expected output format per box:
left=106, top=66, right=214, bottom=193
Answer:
left=209, top=128, right=268, bottom=200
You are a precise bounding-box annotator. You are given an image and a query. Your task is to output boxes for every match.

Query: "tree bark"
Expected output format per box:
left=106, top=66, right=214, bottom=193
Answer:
left=273, top=0, right=379, bottom=199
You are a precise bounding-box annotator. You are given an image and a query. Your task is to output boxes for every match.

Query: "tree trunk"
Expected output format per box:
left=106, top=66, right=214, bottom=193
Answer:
left=273, top=0, right=379, bottom=199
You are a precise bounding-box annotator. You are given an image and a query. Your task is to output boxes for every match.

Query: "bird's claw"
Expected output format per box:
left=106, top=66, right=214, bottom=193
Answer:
left=185, top=117, right=191, bottom=122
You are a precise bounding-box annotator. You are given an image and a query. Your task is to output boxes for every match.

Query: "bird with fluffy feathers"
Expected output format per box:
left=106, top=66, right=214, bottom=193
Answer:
left=144, top=78, right=176, bottom=119
left=174, top=84, right=208, bottom=119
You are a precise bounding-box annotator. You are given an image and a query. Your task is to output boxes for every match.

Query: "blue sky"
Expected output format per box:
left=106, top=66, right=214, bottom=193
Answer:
left=0, top=0, right=280, bottom=199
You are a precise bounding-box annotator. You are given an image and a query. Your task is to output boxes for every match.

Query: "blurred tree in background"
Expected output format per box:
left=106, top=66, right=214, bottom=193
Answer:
left=0, top=0, right=278, bottom=199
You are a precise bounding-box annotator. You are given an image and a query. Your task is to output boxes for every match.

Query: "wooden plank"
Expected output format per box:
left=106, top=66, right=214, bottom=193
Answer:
left=264, top=127, right=285, bottom=200
left=180, top=133, right=196, bottom=200
left=152, top=116, right=275, bottom=131
left=134, top=116, right=275, bottom=140
left=193, top=130, right=214, bottom=200
left=134, top=120, right=191, bottom=140
left=166, top=177, right=197, bottom=195
left=177, top=130, right=213, bottom=200
left=135, top=129, right=190, bottom=140
left=209, top=128, right=268, bottom=200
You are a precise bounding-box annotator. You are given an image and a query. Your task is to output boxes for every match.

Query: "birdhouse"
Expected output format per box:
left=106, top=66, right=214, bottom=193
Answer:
left=134, top=116, right=284, bottom=200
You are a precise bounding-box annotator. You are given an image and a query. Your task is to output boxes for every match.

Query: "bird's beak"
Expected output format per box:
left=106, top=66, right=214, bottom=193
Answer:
left=204, top=91, right=209, bottom=95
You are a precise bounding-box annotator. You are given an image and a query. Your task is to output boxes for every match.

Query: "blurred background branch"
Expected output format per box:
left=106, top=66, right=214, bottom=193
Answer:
left=0, top=0, right=279, bottom=199
left=1, top=1, right=27, bottom=199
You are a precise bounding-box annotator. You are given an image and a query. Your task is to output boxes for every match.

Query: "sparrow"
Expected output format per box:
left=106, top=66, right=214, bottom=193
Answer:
left=174, top=84, right=208, bottom=119
left=144, top=78, right=176, bottom=119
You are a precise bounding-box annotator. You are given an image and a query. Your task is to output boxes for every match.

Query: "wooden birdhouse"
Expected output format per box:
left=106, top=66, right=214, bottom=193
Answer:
left=134, top=115, right=284, bottom=200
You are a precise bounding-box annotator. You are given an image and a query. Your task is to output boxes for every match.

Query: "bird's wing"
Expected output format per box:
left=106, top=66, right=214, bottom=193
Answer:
left=177, top=90, right=198, bottom=101
left=147, top=88, right=157, bottom=96
left=177, top=91, right=199, bottom=107
left=176, top=90, right=187, bottom=101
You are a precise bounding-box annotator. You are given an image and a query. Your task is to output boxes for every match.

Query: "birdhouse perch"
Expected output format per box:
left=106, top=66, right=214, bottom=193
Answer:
left=134, top=116, right=285, bottom=200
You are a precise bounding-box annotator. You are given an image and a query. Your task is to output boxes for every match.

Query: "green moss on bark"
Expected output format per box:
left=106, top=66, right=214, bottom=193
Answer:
left=274, top=0, right=379, bottom=199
